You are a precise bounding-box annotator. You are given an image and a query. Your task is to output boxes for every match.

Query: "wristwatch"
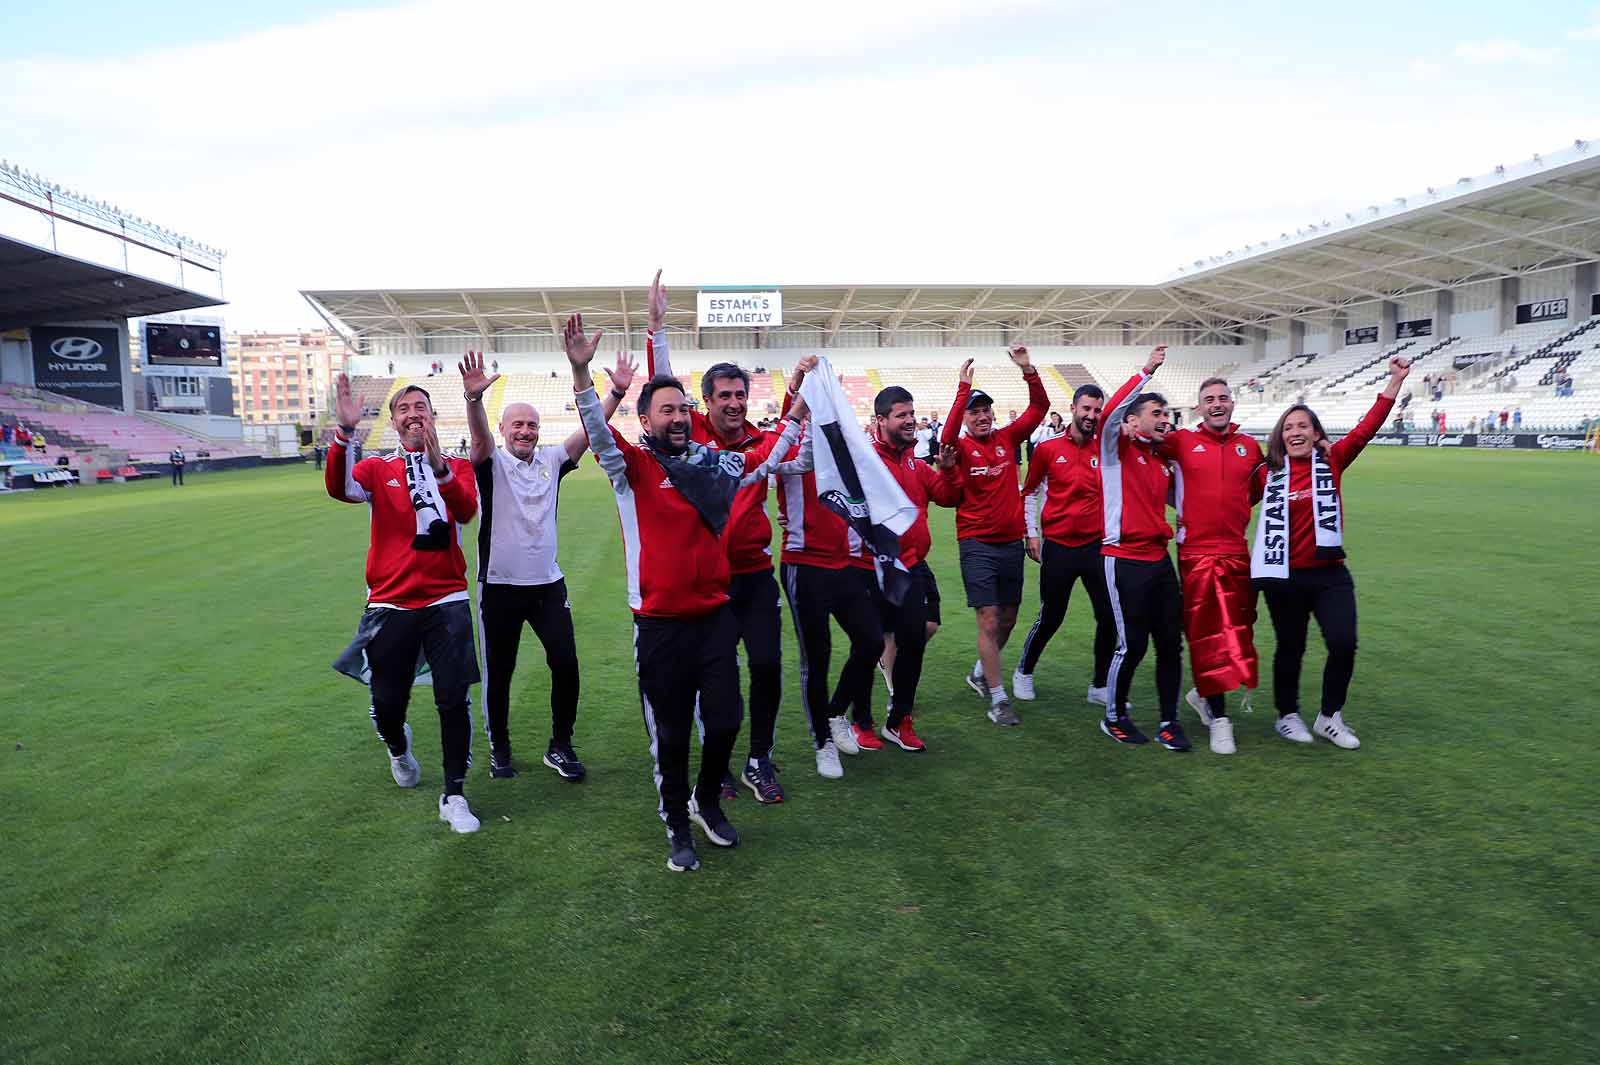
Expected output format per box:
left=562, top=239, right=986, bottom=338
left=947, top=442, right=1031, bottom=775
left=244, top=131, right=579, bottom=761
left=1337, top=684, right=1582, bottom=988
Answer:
left=464, top=392, right=482, bottom=404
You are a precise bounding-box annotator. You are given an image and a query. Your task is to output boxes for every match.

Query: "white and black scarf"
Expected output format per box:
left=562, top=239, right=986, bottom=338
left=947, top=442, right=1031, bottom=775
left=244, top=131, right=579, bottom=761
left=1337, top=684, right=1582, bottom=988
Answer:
left=403, top=449, right=450, bottom=550
left=640, top=435, right=744, bottom=536
left=1252, top=449, right=1343, bottom=582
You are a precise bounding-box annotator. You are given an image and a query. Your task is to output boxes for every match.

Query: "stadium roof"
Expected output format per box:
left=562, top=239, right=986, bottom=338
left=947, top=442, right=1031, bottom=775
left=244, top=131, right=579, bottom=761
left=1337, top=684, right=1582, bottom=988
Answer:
left=305, top=140, right=1600, bottom=351
left=0, top=234, right=226, bottom=331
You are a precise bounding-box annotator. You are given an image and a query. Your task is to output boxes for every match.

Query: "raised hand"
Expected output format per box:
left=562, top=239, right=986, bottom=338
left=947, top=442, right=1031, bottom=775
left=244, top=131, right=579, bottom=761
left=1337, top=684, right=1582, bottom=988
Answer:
left=458, top=350, right=500, bottom=400
left=608, top=350, right=639, bottom=394
left=1144, top=345, right=1168, bottom=375
left=423, top=423, right=447, bottom=476
left=937, top=443, right=960, bottom=470
left=1389, top=355, right=1412, bottom=380
left=648, top=269, right=667, bottom=332
left=1007, top=344, right=1032, bottom=371
left=789, top=354, right=819, bottom=393
left=335, top=373, right=362, bottom=431
left=563, top=313, right=603, bottom=368
left=958, top=358, right=975, bottom=386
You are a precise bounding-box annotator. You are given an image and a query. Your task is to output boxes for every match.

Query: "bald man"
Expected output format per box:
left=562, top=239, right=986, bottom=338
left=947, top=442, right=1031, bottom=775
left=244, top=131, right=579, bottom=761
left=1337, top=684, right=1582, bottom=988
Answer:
left=461, top=350, right=636, bottom=781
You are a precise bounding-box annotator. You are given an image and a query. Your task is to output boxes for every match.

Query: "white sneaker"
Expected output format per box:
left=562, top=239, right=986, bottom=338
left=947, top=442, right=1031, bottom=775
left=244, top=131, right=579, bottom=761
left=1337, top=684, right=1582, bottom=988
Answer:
left=827, top=715, right=861, bottom=755
left=1209, top=716, right=1236, bottom=755
left=1012, top=670, right=1035, bottom=701
left=1185, top=688, right=1213, bottom=726
left=1313, top=712, right=1361, bottom=750
left=389, top=722, right=420, bottom=788
left=1087, top=685, right=1130, bottom=711
left=437, top=794, right=480, bottom=833
left=1275, top=712, right=1313, bottom=744
left=815, top=740, right=844, bottom=779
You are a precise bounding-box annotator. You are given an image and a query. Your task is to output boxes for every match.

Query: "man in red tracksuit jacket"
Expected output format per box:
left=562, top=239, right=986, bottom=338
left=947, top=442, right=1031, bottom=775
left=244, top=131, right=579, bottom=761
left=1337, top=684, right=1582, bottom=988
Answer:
left=1015, top=381, right=1118, bottom=706
left=1097, top=345, right=1192, bottom=751
left=566, top=313, right=801, bottom=873
left=325, top=377, right=484, bottom=833
left=1157, top=376, right=1263, bottom=755
left=644, top=271, right=794, bottom=805
left=868, top=385, right=963, bottom=752
left=939, top=345, right=1049, bottom=726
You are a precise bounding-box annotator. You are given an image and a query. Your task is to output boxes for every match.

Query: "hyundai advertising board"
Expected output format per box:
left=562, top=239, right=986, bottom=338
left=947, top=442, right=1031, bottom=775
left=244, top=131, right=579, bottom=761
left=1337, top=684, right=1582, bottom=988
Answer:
left=30, top=325, right=124, bottom=408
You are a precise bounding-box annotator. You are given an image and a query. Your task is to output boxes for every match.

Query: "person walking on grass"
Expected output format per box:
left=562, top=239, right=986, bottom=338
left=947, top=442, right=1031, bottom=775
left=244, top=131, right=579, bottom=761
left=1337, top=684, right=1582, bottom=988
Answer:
left=326, top=376, right=483, bottom=833
left=566, top=311, right=804, bottom=872
left=459, top=348, right=635, bottom=783
left=1097, top=346, right=1190, bottom=752
left=938, top=346, right=1050, bottom=726
left=1013, top=384, right=1118, bottom=709
left=1249, top=356, right=1411, bottom=751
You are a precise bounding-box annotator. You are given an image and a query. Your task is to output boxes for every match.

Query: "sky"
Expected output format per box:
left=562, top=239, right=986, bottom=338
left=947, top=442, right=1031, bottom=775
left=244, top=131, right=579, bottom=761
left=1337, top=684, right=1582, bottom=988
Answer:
left=3, top=0, right=1599, bottom=329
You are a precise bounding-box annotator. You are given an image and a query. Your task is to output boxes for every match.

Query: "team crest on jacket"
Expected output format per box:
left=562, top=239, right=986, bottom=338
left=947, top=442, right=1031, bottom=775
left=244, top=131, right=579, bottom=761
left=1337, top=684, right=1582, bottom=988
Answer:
left=996, top=445, right=1006, bottom=457
left=1090, top=457, right=1099, bottom=468
left=1235, top=444, right=1248, bottom=456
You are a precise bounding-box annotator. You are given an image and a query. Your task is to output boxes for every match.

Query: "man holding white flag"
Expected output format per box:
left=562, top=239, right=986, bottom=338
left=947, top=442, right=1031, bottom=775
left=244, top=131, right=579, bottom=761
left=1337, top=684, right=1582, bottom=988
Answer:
left=777, top=357, right=914, bottom=778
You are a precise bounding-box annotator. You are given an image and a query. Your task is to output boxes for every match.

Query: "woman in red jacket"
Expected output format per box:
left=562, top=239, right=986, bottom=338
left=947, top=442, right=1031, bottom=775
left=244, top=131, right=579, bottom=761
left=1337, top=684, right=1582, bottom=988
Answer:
left=1250, top=355, right=1410, bottom=751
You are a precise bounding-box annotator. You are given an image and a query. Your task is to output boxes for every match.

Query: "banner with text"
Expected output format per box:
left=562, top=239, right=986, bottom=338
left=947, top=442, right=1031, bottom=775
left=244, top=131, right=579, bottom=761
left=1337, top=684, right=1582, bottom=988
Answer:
left=30, top=325, right=124, bottom=408
left=1344, top=325, right=1379, bottom=345
left=1515, top=298, right=1568, bottom=325
left=697, top=291, right=783, bottom=328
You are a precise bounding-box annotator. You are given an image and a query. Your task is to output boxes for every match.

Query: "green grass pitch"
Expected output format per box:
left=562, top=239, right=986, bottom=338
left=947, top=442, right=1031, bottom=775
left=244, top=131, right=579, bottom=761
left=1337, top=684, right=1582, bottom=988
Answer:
left=2, top=449, right=1596, bottom=1064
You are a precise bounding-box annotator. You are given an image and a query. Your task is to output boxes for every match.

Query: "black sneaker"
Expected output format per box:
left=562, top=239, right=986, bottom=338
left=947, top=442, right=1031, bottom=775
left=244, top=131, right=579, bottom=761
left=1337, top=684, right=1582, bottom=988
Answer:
left=1099, top=715, right=1149, bottom=745
left=688, top=797, right=740, bottom=848
left=489, top=748, right=517, bottom=779
left=719, top=770, right=738, bottom=802
left=1155, top=720, right=1193, bottom=752
left=543, top=743, right=586, bottom=781
left=666, top=826, right=699, bottom=872
left=740, top=758, right=785, bottom=804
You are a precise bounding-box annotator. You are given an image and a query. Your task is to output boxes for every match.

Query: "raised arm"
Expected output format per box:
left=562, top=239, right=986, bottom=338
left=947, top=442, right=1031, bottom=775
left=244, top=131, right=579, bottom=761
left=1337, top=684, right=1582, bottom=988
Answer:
left=645, top=269, right=671, bottom=378
left=326, top=373, right=372, bottom=503
left=459, top=350, right=500, bottom=467
left=1331, top=355, right=1405, bottom=470
left=565, top=313, right=629, bottom=490
left=1101, top=346, right=1166, bottom=468
left=1005, top=345, right=1049, bottom=444
left=940, top=359, right=975, bottom=445
left=565, top=350, right=638, bottom=462
left=739, top=412, right=805, bottom=486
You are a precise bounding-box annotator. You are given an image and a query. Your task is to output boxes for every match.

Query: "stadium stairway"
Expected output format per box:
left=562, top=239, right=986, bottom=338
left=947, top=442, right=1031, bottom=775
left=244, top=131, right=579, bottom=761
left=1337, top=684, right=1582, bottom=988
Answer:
left=1051, top=363, right=1096, bottom=390
left=364, top=378, right=409, bottom=450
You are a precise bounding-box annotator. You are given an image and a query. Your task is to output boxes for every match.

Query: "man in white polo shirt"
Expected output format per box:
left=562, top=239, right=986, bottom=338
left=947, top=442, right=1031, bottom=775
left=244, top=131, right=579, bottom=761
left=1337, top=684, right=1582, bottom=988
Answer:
left=460, top=349, right=637, bottom=781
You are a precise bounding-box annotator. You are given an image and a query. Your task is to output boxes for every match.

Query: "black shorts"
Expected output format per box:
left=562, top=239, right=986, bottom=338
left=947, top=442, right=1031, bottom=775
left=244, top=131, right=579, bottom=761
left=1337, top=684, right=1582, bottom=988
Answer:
left=958, top=539, right=1025, bottom=608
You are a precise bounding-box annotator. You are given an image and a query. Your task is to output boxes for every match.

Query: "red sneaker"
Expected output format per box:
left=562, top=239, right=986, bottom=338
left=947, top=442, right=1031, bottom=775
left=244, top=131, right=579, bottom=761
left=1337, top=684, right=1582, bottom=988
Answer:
left=850, top=722, right=883, bottom=751
left=882, top=717, right=925, bottom=752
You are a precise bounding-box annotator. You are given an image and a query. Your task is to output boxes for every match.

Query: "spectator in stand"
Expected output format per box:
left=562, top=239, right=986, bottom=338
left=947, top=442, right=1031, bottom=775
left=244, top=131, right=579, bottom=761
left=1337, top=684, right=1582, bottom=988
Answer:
left=1513, top=408, right=1523, bottom=430
left=491, top=359, right=499, bottom=374
left=387, top=361, right=395, bottom=375
left=915, top=417, right=936, bottom=463
left=1500, top=409, right=1510, bottom=431
left=1469, top=417, right=1478, bottom=433
left=1027, top=411, right=1064, bottom=463
left=1, top=422, right=11, bottom=445
left=169, top=447, right=186, bottom=486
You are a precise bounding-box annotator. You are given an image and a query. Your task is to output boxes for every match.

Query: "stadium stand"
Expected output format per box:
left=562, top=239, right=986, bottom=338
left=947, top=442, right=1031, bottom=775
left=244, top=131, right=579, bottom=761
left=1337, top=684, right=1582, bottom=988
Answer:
left=338, top=316, right=1600, bottom=448
left=0, top=383, right=251, bottom=463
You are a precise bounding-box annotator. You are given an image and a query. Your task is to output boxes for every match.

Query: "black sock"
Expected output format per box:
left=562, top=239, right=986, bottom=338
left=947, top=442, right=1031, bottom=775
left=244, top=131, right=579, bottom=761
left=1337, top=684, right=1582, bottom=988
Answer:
left=1206, top=693, right=1226, bottom=716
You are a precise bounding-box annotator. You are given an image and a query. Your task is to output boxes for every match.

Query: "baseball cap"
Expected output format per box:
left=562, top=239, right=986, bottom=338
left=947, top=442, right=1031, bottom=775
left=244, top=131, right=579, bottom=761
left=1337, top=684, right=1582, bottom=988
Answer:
left=966, top=390, right=995, bottom=410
